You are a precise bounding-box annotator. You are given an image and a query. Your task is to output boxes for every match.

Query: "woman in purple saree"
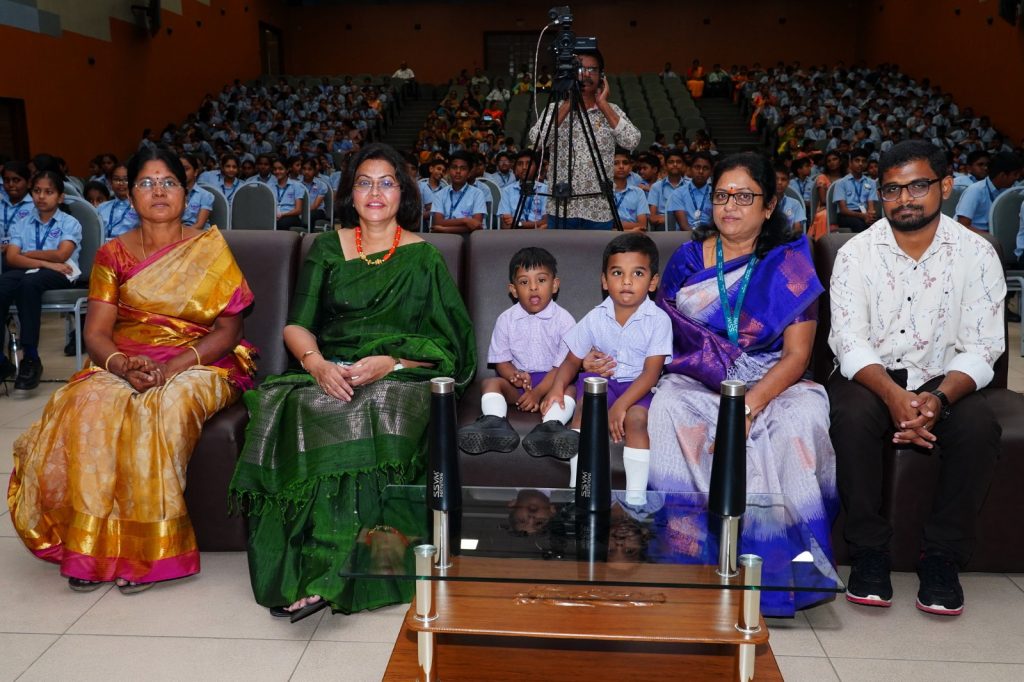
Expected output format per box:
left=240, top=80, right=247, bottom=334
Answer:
left=647, top=153, right=838, bottom=616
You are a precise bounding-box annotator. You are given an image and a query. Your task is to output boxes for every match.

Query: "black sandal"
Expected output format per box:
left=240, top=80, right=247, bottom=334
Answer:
left=289, top=598, right=329, bottom=623
left=68, top=577, right=104, bottom=592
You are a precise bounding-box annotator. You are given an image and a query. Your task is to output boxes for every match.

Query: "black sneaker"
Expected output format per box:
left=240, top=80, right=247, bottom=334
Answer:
left=457, top=415, right=520, bottom=455
left=846, top=547, right=893, bottom=607
left=521, top=421, right=579, bottom=461
left=916, top=553, right=964, bottom=616
left=13, top=357, right=43, bottom=391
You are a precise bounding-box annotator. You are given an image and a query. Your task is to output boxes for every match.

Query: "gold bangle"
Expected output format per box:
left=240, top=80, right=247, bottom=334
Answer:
left=104, top=351, right=127, bottom=374
left=300, top=349, right=322, bottom=371
left=190, top=345, right=202, bottom=366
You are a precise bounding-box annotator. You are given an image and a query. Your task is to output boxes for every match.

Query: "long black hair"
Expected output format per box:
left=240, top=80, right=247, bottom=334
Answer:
left=336, top=142, right=422, bottom=229
left=693, top=152, right=796, bottom=259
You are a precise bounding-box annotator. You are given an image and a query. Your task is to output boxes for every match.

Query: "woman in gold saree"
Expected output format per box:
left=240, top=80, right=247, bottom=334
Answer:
left=7, top=146, right=255, bottom=594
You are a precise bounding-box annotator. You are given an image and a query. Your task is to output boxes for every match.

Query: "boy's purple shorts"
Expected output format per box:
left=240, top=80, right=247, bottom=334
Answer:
left=518, top=371, right=551, bottom=395
left=574, top=372, right=654, bottom=410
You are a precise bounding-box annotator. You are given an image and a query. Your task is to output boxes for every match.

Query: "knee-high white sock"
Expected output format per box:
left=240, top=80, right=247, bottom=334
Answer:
left=623, top=446, right=650, bottom=505
left=480, top=392, right=507, bottom=418
left=542, top=395, right=576, bottom=424
left=568, top=428, right=581, bottom=487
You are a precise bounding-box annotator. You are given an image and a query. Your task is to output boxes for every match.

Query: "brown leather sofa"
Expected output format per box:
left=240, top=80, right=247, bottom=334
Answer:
left=186, top=229, right=1024, bottom=574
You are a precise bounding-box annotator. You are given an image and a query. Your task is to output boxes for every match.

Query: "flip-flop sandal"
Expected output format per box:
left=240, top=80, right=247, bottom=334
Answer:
left=116, top=580, right=154, bottom=595
left=68, top=577, right=104, bottom=592
left=289, top=598, right=329, bottom=623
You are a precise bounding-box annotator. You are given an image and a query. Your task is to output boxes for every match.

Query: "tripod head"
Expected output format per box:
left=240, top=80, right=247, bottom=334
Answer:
left=548, top=5, right=598, bottom=94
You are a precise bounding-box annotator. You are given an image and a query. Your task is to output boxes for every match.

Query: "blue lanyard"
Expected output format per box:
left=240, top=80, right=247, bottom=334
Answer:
left=276, top=184, right=289, bottom=202
left=689, top=185, right=708, bottom=216
left=987, top=181, right=998, bottom=203
left=716, top=238, right=759, bottom=345
left=614, top=189, right=627, bottom=209
left=524, top=193, right=534, bottom=219
left=2, top=203, right=12, bottom=233
left=35, top=216, right=56, bottom=251
left=222, top=181, right=236, bottom=199
left=852, top=177, right=868, bottom=207
left=107, top=200, right=130, bottom=238
left=447, top=186, right=467, bottom=218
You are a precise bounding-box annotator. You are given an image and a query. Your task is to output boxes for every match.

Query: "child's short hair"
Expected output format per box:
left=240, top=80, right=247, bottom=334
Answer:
left=602, top=233, right=659, bottom=275
left=665, top=148, right=686, bottom=163
left=31, top=169, right=64, bottom=194
left=637, top=152, right=660, bottom=169
left=508, top=246, right=558, bottom=282
left=613, top=146, right=631, bottom=158
left=83, top=180, right=111, bottom=201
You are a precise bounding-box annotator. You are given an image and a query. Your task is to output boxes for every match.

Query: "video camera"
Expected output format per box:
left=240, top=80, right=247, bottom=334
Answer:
left=548, top=5, right=598, bottom=92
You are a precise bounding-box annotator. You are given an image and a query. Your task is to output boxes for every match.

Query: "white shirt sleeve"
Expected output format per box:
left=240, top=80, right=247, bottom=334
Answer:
left=944, top=242, right=1006, bottom=389
left=828, top=245, right=886, bottom=379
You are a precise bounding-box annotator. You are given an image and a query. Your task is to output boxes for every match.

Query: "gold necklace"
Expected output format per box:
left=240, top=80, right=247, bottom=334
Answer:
left=140, top=225, right=184, bottom=260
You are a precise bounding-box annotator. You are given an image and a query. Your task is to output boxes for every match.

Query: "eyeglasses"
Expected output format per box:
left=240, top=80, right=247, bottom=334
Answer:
left=112, top=177, right=129, bottom=184
left=353, top=178, right=399, bottom=193
left=134, top=177, right=183, bottom=192
left=879, top=178, right=941, bottom=202
left=711, top=190, right=764, bottom=206
left=579, top=66, right=600, bottom=74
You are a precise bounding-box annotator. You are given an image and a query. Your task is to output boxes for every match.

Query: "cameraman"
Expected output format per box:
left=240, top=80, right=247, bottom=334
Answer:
left=529, top=49, right=640, bottom=229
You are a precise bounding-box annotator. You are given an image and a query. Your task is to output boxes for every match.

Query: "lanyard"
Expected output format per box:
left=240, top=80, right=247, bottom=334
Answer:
left=689, top=185, right=708, bottom=217
left=987, top=181, right=998, bottom=203
left=447, top=186, right=467, bottom=218
left=276, top=184, right=289, bottom=203
left=716, top=237, right=759, bottom=345
left=1, top=203, right=12, bottom=234
left=852, top=177, right=868, bottom=207
left=222, top=181, right=236, bottom=199
left=524, top=193, right=534, bottom=220
left=614, top=189, right=627, bottom=209
left=107, top=200, right=130, bottom=238
left=35, top=216, right=56, bottom=251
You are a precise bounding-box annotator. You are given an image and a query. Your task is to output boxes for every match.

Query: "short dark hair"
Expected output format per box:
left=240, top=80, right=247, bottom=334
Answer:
left=602, top=233, right=659, bottom=275
left=515, top=149, right=538, bottom=164
left=449, top=150, right=473, bottom=168
left=878, top=141, right=948, bottom=181
left=126, top=145, right=187, bottom=194
left=691, top=150, right=714, bottom=167
left=337, top=142, right=422, bottom=229
left=508, top=246, right=557, bottom=282
left=665, top=148, right=686, bottom=163
left=791, top=156, right=812, bottom=172
left=637, top=152, right=660, bottom=169
left=965, top=150, right=990, bottom=165
left=850, top=147, right=870, bottom=162
left=83, top=180, right=111, bottom=201
left=576, top=47, right=605, bottom=73
left=2, top=160, right=31, bottom=181
left=989, top=151, right=1024, bottom=177
left=695, top=152, right=796, bottom=259
left=613, top=146, right=631, bottom=158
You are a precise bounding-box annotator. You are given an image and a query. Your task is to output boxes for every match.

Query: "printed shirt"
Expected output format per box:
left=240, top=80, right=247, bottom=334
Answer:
left=487, top=301, right=576, bottom=373
left=97, top=198, right=139, bottom=240
left=828, top=214, right=1005, bottom=391
left=563, top=296, right=673, bottom=382
left=497, top=181, right=549, bottom=222
left=10, top=208, right=83, bottom=269
left=528, top=102, right=640, bottom=221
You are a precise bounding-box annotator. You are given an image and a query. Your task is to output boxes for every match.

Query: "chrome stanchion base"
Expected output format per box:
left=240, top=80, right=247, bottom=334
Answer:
left=717, top=516, right=740, bottom=578
left=735, top=554, right=763, bottom=682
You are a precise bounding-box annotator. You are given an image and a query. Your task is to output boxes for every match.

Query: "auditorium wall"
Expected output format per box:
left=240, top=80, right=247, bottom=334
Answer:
left=860, top=1, right=1024, bottom=142
left=282, top=0, right=864, bottom=84
left=0, top=0, right=283, bottom=173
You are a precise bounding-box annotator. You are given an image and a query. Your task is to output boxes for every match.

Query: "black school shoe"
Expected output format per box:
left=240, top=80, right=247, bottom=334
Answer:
left=521, top=421, right=579, bottom=461
left=916, top=553, right=964, bottom=616
left=457, top=415, right=520, bottom=454
left=13, top=357, right=42, bottom=391
left=846, top=547, right=893, bottom=607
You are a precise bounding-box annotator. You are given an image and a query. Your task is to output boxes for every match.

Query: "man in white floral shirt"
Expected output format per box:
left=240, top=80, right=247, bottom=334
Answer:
left=827, top=140, right=1004, bottom=618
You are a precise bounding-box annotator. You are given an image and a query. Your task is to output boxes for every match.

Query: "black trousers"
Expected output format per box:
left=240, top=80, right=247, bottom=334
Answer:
left=0, top=268, right=70, bottom=349
left=837, top=214, right=869, bottom=232
left=276, top=215, right=305, bottom=230
left=827, top=372, right=999, bottom=565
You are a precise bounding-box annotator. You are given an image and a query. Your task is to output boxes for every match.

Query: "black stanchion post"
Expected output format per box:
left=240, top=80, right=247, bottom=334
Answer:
left=709, top=379, right=747, bottom=577
left=575, top=377, right=611, bottom=513
left=428, top=377, right=460, bottom=568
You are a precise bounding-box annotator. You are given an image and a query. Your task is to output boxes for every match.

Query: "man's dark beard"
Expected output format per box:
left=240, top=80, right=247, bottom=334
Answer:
left=888, top=204, right=941, bottom=232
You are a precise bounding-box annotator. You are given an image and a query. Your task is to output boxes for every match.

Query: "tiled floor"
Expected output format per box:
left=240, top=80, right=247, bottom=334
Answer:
left=1, top=319, right=1023, bottom=681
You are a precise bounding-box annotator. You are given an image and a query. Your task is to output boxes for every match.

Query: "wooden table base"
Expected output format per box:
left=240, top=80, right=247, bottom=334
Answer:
left=383, top=619, right=783, bottom=681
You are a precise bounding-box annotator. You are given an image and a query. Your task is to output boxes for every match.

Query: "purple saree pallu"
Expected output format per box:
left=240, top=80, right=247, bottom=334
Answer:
left=648, top=235, right=839, bottom=616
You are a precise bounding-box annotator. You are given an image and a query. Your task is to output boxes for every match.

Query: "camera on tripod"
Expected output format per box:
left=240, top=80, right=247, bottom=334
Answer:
left=548, top=5, right=598, bottom=93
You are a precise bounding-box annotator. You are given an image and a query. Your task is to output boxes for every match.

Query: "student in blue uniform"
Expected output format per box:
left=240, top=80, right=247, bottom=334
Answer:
left=417, top=157, right=447, bottom=224
left=647, top=149, right=689, bottom=229
left=270, top=157, right=306, bottom=230
left=2, top=161, right=35, bottom=256
left=612, top=148, right=650, bottom=231
left=668, top=151, right=714, bottom=230
left=774, top=163, right=807, bottom=233
left=83, top=181, right=111, bottom=208
left=0, top=171, right=82, bottom=390
left=96, top=164, right=139, bottom=241
left=197, top=154, right=243, bottom=202
left=431, top=151, right=487, bottom=233
left=246, top=154, right=275, bottom=186
left=834, top=147, right=879, bottom=232
left=300, top=158, right=329, bottom=225
left=497, top=150, right=549, bottom=229
left=179, top=154, right=215, bottom=228
left=955, top=151, right=1023, bottom=233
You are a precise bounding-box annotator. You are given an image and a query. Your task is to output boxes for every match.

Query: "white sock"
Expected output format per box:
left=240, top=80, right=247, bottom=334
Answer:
left=623, top=447, right=650, bottom=505
left=542, top=395, right=576, bottom=424
left=568, top=428, right=581, bottom=487
left=480, top=392, right=507, bottom=418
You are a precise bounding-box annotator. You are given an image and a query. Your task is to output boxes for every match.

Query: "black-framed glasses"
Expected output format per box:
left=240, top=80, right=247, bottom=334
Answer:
left=879, top=178, right=941, bottom=202
left=711, top=190, right=764, bottom=206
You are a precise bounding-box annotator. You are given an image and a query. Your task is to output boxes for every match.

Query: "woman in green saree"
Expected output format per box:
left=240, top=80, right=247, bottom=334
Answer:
left=230, top=143, right=476, bottom=622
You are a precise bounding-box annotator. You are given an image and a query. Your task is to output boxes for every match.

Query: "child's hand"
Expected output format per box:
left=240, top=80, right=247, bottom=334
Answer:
left=581, top=348, right=616, bottom=377
left=540, top=388, right=564, bottom=415
left=516, top=389, right=540, bottom=412
left=608, top=403, right=627, bottom=443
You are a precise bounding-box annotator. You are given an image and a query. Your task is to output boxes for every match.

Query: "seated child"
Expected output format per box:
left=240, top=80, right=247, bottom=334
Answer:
left=457, top=247, right=577, bottom=455
left=538, top=233, right=672, bottom=503
left=506, top=489, right=557, bottom=536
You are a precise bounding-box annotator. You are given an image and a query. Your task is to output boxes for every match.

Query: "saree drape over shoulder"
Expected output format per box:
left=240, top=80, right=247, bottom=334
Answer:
left=229, top=234, right=476, bottom=614
left=647, top=236, right=839, bottom=616
left=8, top=228, right=255, bottom=583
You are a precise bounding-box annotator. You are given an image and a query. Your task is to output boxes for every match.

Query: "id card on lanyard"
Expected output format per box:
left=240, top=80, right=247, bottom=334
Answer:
left=447, top=187, right=467, bottom=218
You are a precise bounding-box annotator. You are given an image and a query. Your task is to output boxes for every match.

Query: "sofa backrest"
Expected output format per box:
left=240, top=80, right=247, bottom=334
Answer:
left=465, top=230, right=693, bottom=375
left=222, top=229, right=302, bottom=381
left=811, top=230, right=1009, bottom=389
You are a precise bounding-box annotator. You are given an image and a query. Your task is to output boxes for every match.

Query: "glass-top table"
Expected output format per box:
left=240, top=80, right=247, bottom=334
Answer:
left=350, top=486, right=841, bottom=680
left=341, top=485, right=843, bottom=595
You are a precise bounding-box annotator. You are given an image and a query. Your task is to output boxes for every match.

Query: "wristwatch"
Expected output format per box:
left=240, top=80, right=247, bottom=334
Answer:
left=928, top=389, right=951, bottom=421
